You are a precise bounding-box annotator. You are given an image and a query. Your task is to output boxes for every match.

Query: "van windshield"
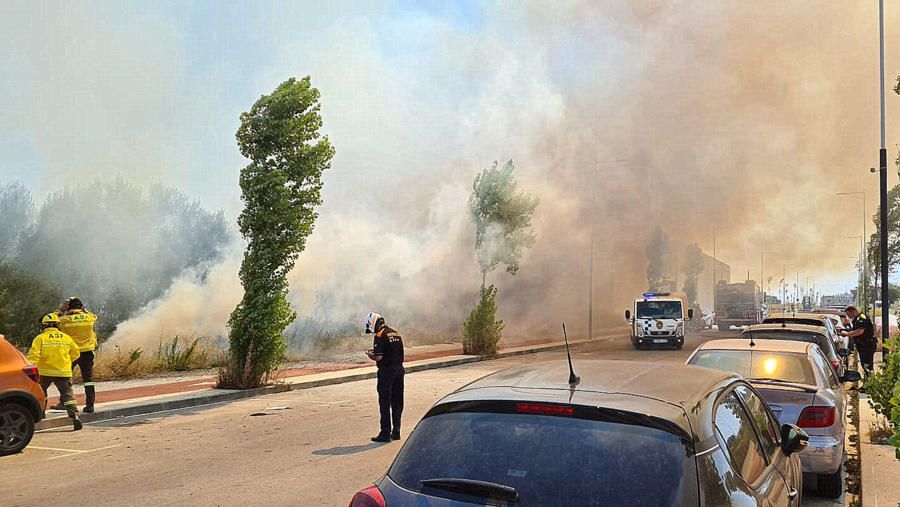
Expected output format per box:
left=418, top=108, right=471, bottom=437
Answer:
left=637, top=301, right=682, bottom=319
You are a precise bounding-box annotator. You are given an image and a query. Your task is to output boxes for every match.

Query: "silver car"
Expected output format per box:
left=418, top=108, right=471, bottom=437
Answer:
left=686, top=339, right=861, bottom=499
left=762, top=312, right=843, bottom=349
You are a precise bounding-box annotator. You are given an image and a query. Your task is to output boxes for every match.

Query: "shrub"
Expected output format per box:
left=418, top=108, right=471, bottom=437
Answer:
left=867, top=336, right=900, bottom=421
left=463, top=285, right=504, bottom=356
left=93, top=346, right=151, bottom=380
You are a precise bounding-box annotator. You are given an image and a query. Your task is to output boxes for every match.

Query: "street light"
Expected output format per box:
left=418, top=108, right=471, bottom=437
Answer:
left=782, top=264, right=794, bottom=307
left=761, top=251, right=777, bottom=305
left=877, top=0, right=890, bottom=344
left=837, top=191, right=868, bottom=313
left=844, top=235, right=866, bottom=314
left=587, top=158, right=629, bottom=339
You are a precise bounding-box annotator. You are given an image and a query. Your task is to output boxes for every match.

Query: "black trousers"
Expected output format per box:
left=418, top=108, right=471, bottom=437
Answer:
left=857, top=345, right=875, bottom=373
left=376, top=367, right=404, bottom=434
left=73, top=350, right=96, bottom=406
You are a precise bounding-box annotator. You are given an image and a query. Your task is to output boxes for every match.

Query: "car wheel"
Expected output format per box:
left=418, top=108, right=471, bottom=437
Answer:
left=816, top=466, right=843, bottom=499
left=0, top=403, right=36, bottom=456
left=633, top=341, right=643, bottom=350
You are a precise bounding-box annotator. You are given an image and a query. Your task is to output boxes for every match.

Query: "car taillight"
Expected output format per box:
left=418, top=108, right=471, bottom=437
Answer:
left=23, top=364, right=39, bottom=384
left=348, top=485, right=385, bottom=507
left=797, top=406, right=836, bottom=428
left=516, top=403, right=574, bottom=416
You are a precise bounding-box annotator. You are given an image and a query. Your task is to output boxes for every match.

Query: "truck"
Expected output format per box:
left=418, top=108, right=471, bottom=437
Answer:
left=714, top=280, right=762, bottom=331
left=625, top=292, right=693, bottom=350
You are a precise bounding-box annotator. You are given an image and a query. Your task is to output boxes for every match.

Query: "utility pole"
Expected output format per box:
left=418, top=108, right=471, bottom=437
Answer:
left=878, top=0, right=889, bottom=344
left=588, top=159, right=628, bottom=339
left=837, top=190, right=867, bottom=314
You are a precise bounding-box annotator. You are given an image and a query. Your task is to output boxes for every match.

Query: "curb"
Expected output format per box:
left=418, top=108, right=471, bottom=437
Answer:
left=36, top=337, right=603, bottom=430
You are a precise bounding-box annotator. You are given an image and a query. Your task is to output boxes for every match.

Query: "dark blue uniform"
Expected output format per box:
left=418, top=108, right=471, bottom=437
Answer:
left=852, top=313, right=876, bottom=370
left=374, top=326, right=404, bottom=436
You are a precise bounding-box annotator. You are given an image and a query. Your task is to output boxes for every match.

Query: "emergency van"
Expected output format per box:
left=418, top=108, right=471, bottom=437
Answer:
left=625, top=292, right=693, bottom=350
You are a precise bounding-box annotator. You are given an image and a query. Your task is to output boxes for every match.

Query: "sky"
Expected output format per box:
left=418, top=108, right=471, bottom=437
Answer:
left=1, top=1, right=899, bottom=344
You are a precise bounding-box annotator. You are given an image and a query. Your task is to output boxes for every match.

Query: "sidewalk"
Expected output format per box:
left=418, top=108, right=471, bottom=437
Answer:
left=38, top=333, right=616, bottom=430
left=859, top=354, right=900, bottom=506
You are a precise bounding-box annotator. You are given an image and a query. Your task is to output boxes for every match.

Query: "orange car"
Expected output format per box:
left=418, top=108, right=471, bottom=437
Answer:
left=0, top=334, right=45, bottom=456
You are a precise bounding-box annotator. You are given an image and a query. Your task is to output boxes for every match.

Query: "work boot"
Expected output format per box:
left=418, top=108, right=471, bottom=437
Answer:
left=390, top=430, right=401, bottom=441
left=84, top=385, right=95, bottom=413
left=73, top=418, right=83, bottom=431
left=371, top=433, right=391, bottom=443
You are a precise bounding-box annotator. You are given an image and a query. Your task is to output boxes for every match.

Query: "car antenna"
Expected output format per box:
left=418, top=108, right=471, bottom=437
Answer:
left=562, top=323, right=580, bottom=386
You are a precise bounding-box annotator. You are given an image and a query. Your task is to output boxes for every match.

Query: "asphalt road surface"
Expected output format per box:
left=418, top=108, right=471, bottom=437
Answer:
left=0, top=329, right=839, bottom=506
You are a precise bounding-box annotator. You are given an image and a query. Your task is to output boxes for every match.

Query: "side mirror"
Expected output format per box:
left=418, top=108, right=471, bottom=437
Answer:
left=687, top=309, right=694, bottom=320
left=838, top=348, right=851, bottom=358
left=841, top=370, right=862, bottom=383
left=625, top=310, right=632, bottom=321
left=780, top=424, right=809, bottom=455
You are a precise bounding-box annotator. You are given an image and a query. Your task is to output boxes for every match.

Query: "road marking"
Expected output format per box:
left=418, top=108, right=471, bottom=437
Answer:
left=44, top=445, right=121, bottom=461
left=29, top=445, right=85, bottom=453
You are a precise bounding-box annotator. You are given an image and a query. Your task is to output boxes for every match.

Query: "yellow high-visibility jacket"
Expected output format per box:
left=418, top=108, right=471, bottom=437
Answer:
left=59, top=309, right=98, bottom=352
left=27, top=329, right=80, bottom=378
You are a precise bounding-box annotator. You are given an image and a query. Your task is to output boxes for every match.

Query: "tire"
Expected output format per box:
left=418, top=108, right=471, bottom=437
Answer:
left=0, top=403, right=36, bottom=456
left=633, top=340, right=643, bottom=350
left=816, top=465, right=843, bottom=499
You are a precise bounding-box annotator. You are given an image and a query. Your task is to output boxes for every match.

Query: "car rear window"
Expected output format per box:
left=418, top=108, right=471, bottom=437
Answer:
left=388, top=404, right=695, bottom=506
left=740, top=331, right=834, bottom=356
left=762, top=317, right=823, bottom=327
left=689, top=350, right=816, bottom=385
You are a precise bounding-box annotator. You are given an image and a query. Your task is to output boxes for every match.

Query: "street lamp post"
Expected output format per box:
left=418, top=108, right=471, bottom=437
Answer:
left=587, top=159, right=628, bottom=339
left=837, top=191, right=868, bottom=314
left=845, top=235, right=865, bottom=314
left=877, top=0, right=890, bottom=344
left=782, top=264, right=793, bottom=308
left=761, top=251, right=777, bottom=307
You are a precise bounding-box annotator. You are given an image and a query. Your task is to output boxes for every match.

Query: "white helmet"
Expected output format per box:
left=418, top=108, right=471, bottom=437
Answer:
left=364, top=312, right=384, bottom=334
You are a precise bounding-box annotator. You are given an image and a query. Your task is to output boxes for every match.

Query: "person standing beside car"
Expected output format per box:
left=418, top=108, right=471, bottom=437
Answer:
left=27, top=313, right=82, bottom=431
left=840, top=305, right=876, bottom=383
left=57, top=297, right=99, bottom=413
left=364, top=312, right=404, bottom=443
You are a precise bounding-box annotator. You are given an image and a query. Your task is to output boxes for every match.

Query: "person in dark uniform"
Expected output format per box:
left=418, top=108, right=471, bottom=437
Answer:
left=840, top=305, right=876, bottom=384
left=364, top=312, right=404, bottom=443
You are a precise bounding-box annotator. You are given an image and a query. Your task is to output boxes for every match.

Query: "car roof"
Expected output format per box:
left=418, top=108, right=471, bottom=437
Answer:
left=437, top=359, right=740, bottom=442
left=695, top=338, right=813, bottom=354
left=764, top=312, right=830, bottom=320
left=743, top=323, right=828, bottom=333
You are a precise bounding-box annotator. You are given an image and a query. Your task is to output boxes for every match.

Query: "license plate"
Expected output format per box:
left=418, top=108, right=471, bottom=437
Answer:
left=653, top=339, right=668, bottom=343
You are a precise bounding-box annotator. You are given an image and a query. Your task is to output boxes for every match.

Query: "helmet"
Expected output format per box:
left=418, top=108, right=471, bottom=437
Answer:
left=67, top=297, right=84, bottom=310
left=41, top=313, right=61, bottom=328
left=364, top=312, right=385, bottom=334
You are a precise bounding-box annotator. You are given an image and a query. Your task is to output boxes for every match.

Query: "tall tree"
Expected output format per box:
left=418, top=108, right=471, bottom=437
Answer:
left=646, top=227, right=671, bottom=292
left=222, top=77, right=334, bottom=389
left=469, top=160, right=539, bottom=287
left=0, top=182, right=35, bottom=261
left=463, top=160, right=538, bottom=355
left=681, top=243, right=705, bottom=304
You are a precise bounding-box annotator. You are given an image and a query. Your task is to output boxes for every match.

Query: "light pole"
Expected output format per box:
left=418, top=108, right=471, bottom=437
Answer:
left=877, top=0, right=890, bottom=344
left=782, top=264, right=793, bottom=308
left=587, top=158, right=628, bottom=339
left=837, top=191, right=868, bottom=313
left=845, top=235, right=865, bottom=314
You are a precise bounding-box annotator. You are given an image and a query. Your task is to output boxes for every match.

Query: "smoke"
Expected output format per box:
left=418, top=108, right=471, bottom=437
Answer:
left=6, top=1, right=900, bottom=351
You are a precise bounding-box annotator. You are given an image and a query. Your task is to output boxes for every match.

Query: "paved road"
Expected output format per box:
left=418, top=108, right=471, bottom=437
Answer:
left=0, top=330, right=838, bottom=506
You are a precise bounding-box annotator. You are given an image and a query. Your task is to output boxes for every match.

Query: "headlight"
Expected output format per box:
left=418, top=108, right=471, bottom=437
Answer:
left=635, top=325, right=644, bottom=337
left=676, top=323, right=685, bottom=336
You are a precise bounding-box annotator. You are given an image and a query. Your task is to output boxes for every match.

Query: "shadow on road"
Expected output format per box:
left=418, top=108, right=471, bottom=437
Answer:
left=312, top=442, right=388, bottom=456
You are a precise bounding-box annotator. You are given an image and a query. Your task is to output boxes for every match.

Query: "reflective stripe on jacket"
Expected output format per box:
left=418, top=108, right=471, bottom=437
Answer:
left=59, top=309, right=98, bottom=352
left=27, top=329, right=80, bottom=378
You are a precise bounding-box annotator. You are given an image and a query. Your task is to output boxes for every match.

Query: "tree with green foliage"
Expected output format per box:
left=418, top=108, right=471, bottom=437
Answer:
left=681, top=243, right=704, bottom=305
left=222, top=77, right=334, bottom=389
left=0, top=182, right=35, bottom=262
left=646, top=227, right=671, bottom=292
left=866, top=182, right=900, bottom=309
left=0, top=263, right=61, bottom=347
left=463, top=160, right=538, bottom=355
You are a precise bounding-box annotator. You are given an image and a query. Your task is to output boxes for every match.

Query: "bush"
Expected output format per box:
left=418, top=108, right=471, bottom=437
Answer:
left=0, top=263, right=61, bottom=347
left=463, top=285, right=504, bottom=356
left=867, top=336, right=900, bottom=421
left=93, top=346, right=150, bottom=380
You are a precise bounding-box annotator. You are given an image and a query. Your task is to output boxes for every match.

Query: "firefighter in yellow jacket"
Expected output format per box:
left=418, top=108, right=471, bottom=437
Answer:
left=27, top=314, right=83, bottom=430
left=54, top=297, right=99, bottom=413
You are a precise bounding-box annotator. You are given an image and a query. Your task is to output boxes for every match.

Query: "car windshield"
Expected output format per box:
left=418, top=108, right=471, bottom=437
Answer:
left=688, top=350, right=816, bottom=385
left=389, top=408, right=694, bottom=506
left=636, top=301, right=682, bottom=319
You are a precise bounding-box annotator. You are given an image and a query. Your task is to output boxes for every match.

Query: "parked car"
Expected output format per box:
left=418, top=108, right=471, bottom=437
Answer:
left=742, top=324, right=846, bottom=377
left=686, top=339, right=861, bottom=498
left=0, top=335, right=45, bottom=456
left=350, top=360, right=808, bottom=506
left=762, top=313, right=841, bottom=349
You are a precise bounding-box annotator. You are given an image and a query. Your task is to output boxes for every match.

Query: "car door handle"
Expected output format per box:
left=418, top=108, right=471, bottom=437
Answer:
left=788, top=488, right=799, bottom=499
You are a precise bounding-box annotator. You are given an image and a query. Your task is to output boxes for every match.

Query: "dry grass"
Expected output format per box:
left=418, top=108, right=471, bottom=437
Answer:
left=868, top=416, right=895, bottom=444
left=93, top=336, right=227, bottom=381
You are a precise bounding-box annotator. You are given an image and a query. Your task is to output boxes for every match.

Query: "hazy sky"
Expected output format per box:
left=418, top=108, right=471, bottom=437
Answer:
left=2, top=1, right=899, bottom=340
